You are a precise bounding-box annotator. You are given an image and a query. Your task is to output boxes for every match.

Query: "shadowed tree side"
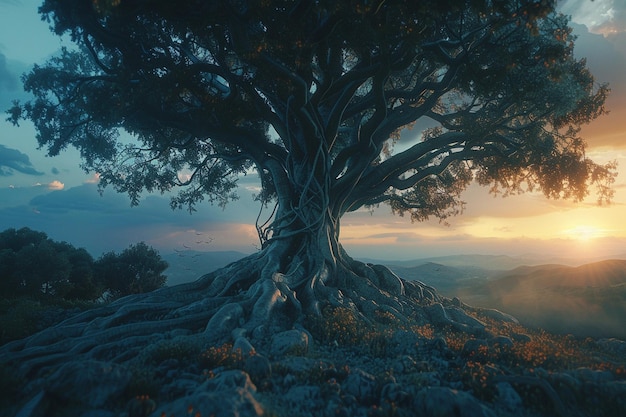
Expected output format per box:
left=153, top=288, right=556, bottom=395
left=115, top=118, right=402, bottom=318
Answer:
left=3, top=0, right=616, bottom=378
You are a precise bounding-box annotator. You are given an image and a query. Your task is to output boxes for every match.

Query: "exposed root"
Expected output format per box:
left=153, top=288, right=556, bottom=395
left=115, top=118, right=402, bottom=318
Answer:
left=494, top=375, right=571, bottom=417
left=0, top=251, right=446, bottom=380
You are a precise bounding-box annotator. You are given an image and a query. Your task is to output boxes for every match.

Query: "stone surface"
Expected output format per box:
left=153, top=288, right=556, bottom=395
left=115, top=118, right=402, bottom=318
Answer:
left=233, top=335, right=256, bottom=356
left=153, top=370, right=263, bottom=417
left=425, top=303, right=486, bottom=333
left=479, top=308, right=519, bottom=324
left=153, top=389, right=263, bottom=417
left=14, top=390, right=49, bottom=417
left=495, top=381, right=523, bottom=412
left=270, top=329, right=309, bottom=357
left=597, top=338, right=626, bottom=356
left=462, top=338, right=489, bottom=358
left=342, top=368, right=377, bottom=404
left=244, top=354, right=272, bottom=383
left=205, top=303, right=245, bottom=337
left=4, top=270, right=625, bottom=417
left=413, top=386, right=497, bottom=417
left=284, top=385, right=322, bottom=413
left=45, top=360, right=131, bottom=408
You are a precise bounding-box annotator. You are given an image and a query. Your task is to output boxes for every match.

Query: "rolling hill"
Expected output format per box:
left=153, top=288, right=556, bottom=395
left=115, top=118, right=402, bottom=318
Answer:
left=162, top=251, right=626, bottom=339
left=462, top=259, right=626, bottom=339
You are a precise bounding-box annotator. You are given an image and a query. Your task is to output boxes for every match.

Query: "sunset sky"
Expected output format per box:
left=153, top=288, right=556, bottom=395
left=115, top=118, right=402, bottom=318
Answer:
left=0, top=0, right=625, bottom=262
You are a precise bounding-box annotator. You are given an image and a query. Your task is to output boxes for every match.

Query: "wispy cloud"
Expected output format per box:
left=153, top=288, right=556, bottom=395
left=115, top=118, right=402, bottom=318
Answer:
left=0, top=52, right=18, bottom=92
left=0, top=145, right=44, bottom=176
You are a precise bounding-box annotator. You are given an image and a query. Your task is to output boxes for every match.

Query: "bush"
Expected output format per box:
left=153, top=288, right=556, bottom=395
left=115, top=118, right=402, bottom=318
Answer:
left=0, top=297, right=97, bottom=345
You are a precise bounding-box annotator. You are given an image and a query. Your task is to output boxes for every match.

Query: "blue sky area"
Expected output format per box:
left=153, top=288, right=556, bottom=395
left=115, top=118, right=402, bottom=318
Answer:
left=1, top=0, right=625, bottom=261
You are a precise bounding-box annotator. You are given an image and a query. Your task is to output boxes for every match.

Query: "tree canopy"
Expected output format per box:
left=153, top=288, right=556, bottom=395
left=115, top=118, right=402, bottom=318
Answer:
left=9, top=0, right=615, bottom=261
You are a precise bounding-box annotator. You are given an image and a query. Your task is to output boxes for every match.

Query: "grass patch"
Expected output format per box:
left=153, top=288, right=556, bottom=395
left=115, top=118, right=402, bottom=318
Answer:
left=0, top=297, right=98, bottom=346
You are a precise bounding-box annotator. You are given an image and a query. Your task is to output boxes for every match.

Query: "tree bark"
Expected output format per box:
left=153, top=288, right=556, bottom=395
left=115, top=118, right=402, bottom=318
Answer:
left=0, top=206, right=444, bottom=379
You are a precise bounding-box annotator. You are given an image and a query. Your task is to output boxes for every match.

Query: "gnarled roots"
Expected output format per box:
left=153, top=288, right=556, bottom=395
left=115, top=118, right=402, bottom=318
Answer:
left=1, top=249, right=449, bottom=380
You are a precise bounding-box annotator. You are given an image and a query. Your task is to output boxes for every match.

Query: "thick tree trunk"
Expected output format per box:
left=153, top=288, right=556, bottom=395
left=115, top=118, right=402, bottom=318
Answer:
left=0, top=211, right=444, bottom=380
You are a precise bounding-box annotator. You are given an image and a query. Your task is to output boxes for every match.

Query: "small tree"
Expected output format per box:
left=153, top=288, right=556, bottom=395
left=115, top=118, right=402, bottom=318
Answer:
left=0, top=248, right=18, bottom=298
left=0, top=228, right=101, bottom=301
left=61, top=245, right=99, bottom=300
left=13, top=240, right=72, bottom=298
left=0, top=227, right=48, bottom=253
left=5, top=0, right=617, bottom=352
left=95, top=242, right=167, bottom=299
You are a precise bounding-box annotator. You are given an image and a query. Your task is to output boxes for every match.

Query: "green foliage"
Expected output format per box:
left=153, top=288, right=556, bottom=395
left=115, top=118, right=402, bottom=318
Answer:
left=0, top=227, right=97, bottom=300
left=0, top=227, right=168, bottom=344
left=0, top=362, right=25, bottom=411
left=0, top=227, right=166, bottom=303
left=124, top=367, right=161, bottom=401
left=0, top=297, right=47, bottom=344
left=309, top=306, right=364, bottom=346
left=198, top=343, right=245, bottom=371
left=142, top=338, right=203, bottom=367
left=0, top=297, right=97, bottom=345
left=94, top=242, right=168, bottom=300
left=308, top=306, right=412, bottom=357
left=125, top=395, right=156, bottom=417
left=7, top=0, right=615, bottom=247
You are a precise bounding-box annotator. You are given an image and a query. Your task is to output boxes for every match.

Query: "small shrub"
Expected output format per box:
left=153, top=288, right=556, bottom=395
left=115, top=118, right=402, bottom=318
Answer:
left=0, top=297, right=98, bottom=345
left=411, top=323, right=435, bottom=339
left=198, top=343, right=244, bottom=371
left=124, top=367, right=161, bottom=400
left=0, top=362, right=24, bottom=410
left=0, top=298, right=47, bottom=344
left=309, top=306, right=364, bottom=346
left=141, top=338, right=202, bottom=367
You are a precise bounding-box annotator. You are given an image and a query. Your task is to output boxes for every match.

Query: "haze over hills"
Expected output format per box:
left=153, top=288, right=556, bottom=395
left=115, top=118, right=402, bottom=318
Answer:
left=163, top=250, right=249, bottom=286
left=163, top=251, right=626, bottom=339
left=162, top=252, right=529, bottom=288
left=459, top=259, right=626, bottom=339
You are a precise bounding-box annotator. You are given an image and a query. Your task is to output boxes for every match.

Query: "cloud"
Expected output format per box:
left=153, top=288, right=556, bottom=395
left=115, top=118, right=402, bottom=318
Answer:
left=564, top=23, right=626, bottom=149
left=84, top=173, right=101, bottom=183
left=592, top=1, right=626, bottom=36
left=47, top=180, right=64, bottom=190
left=0, top=52, right=28, bottom=111
left=0, top=183, right=263, bottom=254
left=560, top=0, right=626, bottom=36
left=0, top=52, right=18, bottom=91
left=0, top=144, right=44, bottom=176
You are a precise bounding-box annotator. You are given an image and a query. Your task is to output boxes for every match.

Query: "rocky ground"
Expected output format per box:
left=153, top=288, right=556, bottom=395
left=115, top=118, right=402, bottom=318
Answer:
left=2, top=296, right=626, bottom=417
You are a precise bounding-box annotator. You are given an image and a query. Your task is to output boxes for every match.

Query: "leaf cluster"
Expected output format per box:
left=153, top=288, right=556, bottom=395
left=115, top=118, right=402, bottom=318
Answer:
left=6, top=0, right=616, bottom=232
left=0, top=227, right=167, bottom=302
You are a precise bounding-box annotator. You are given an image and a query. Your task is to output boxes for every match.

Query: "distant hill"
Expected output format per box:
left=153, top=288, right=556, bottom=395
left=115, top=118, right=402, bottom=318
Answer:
left=362, top=253, right=626, bottom=270
left=163, top=250, right=249, bottom=286
left=463, top=259, right=626, bottom=339
left=487, top=259, right=626, bottom=290
left=162, top=251, right=626, bottom=339
left=387, top=262, right=497, bottom=298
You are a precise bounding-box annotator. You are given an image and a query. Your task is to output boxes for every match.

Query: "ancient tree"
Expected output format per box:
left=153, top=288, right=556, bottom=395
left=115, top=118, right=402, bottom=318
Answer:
left=4, top=0, right=615, bottom=372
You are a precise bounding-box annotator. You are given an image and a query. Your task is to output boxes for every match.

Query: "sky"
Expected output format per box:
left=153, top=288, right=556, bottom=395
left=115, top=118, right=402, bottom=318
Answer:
left=0, top=0, right=625, bottom=262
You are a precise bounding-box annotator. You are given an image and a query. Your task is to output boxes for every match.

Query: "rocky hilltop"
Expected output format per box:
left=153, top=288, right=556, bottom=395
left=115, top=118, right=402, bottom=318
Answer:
left=2, top=274, right=625, bottom=417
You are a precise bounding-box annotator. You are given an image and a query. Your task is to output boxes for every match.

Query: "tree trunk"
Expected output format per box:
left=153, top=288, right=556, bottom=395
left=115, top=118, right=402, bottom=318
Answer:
left=0, top=204, right=446, bottom=379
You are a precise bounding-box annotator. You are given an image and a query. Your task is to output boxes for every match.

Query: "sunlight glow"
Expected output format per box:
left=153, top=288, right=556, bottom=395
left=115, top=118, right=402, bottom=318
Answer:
left=562, top=225, right=604, bottom=242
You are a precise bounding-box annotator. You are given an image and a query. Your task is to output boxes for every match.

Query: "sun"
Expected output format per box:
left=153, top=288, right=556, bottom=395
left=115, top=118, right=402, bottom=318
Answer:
left=563, top=225, right=602, bottom=242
